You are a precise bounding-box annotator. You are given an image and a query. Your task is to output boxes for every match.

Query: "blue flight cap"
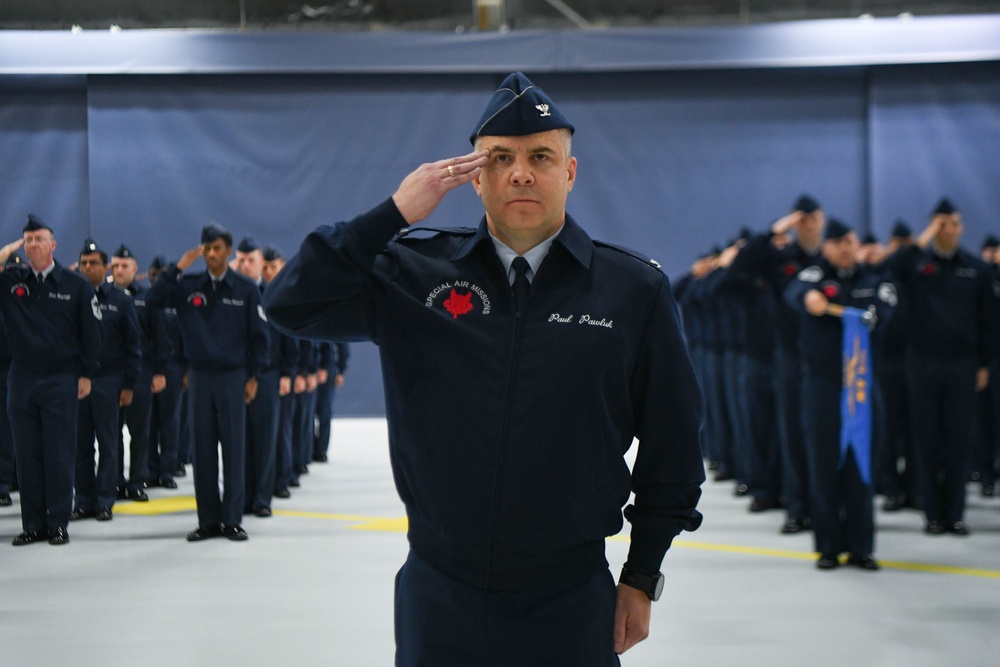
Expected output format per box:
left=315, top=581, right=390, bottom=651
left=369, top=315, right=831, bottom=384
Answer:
left=982, top=235, right=999, bottom=250
left=933, top=198, right=957, bottom=216
left=861, top=232, right=878, bottom=245
left=201, top=222, right=232, bottom=246
left=80, top=238, right=108, bottom=264
left=262, top=246, right=283, bottom=262
left=824, top=218, right=852, bottom=241
left=792, top=194, right=821, bottom=214
left=149, top=255, right=168, bottom=270
left=470, top=72, right=575, bottom=145
left=23, top=214, right=52, bottom=234
left=237, top=236, right=259, bottom=253
left=890, top=219, right=912, bottom=239
left=113, top=244, right=135, bottom=260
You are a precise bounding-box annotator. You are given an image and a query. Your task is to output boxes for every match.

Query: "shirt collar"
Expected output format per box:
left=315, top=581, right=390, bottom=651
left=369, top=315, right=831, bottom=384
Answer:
left=35, top=261, right=56, bottom=281
left=488, top=226, right=562, bottom=283
left=931, top=244, right=958, bottom=260
left=453, top=213, right=594, bottom=273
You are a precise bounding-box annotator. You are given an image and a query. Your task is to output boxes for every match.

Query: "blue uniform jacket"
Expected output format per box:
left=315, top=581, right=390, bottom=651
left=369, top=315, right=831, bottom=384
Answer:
left=318, top=342, right=350, bottom=376
left=880, top=245, right=999, bottom=366
left=123, top=281, right=172, bottom=375
left=0, top=262, right=101, bottom=377
left=259, top=283, right=299, bottom=377
left=147, top=266, right=269, bottom=378
left=94, top=282, right=142, bottom=390
left=264, top=197, right=705, bottom=591
left=785, top=259, right=897, bottom=383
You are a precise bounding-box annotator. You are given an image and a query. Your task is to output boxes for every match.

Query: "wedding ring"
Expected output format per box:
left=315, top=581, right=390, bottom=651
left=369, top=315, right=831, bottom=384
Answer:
left=447, top=165, right=455, bottom=177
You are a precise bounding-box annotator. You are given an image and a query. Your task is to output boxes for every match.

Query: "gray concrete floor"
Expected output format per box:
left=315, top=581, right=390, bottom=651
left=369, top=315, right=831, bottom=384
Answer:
left=2, top=418, right=998, bottom=666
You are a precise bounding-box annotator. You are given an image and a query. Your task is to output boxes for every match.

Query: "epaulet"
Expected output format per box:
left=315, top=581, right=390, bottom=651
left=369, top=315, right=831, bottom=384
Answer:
left=593, top=240, right=662, bottom=271
left=391, top=226, right=477, bottom=243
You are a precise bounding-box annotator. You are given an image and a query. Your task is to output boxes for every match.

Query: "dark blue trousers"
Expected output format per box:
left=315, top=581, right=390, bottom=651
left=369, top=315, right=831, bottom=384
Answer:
left=874, top=357, right=914, bottom=499
left=148, top=364, right=183, bottom=481
left=75, top=374, right=122, bottom=511
left=119, top=365, right=152, bottom=490
left=703, top=349, right=730, bottom=471
left=744, top=355, right=781, bottom=501
left=907, top=356, right=977, bottom=525
left=187, top=367, right=246, bottom=528
left=0, top=363, right=13, bottom=496
left=722, top=349, right=750, bottom=482
left=8, top=366, right=78, bottom=533
left=274, top=392, right=295, bottom=493
left=178, top=386, right=192, bottom=466
left=245, top=369, right=279, bottom=510
left=802, top=373, right=874, bottom=557
left=774, top=347, right=810, bottom=521
left=313, top=378, right=336, bottom=458
left=292, top=389, right=316, bottom=474
left=394, top=550, right=620, bottom=667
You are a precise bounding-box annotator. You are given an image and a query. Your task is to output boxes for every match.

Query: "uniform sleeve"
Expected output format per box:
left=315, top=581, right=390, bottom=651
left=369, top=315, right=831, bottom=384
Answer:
left=120, top=296, right=143, bottom=390
left=78, top=285, right=102, bottom=378
left=278, top=330, right=299, bottom=378
left=335, top=343, right=349, bottom=374
left=262, top=197, right=408, bottom=342
left=622, top=276, right=705, bottom=575
left=150, top=307, right=173, bottom=375
left=731, top=230, right=778, bottom=273
left=976, top=267, right=1000, bottom=367
left=145, top=266, right=185, bottom=309
left=784, top=277, right=813, bottom=314
left=245, top=283, right=270, bottom=379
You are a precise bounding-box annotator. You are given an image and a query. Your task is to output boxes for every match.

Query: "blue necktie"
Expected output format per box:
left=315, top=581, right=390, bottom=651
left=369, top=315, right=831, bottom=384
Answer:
left=511, top=256, right=530, bottom=316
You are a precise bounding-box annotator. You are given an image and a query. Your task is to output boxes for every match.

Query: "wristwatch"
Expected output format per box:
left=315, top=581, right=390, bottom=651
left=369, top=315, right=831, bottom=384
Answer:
left=619, top=567, right=664, bottom=601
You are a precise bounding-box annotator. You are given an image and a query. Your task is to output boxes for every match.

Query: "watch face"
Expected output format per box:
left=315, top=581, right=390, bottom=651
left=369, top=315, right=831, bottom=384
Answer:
left=651, top=573, right=664, bottom=601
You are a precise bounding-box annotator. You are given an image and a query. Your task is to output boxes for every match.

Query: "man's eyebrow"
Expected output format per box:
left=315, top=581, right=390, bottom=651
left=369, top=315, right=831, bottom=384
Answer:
left=486, top=145, right=556, bottom=154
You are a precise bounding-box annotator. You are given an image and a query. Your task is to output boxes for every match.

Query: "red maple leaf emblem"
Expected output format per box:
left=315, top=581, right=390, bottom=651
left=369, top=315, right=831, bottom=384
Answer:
left=782, top=261, right=800, bottom=277
left=442, top=289, right=474, bottom=319
left=920, top=262, right=938, bottom=276
left=822, top=284, right=839, bottom=299
left=192, top=296, right=204, bottom=307
left=14, top=286, right=26, bottom=297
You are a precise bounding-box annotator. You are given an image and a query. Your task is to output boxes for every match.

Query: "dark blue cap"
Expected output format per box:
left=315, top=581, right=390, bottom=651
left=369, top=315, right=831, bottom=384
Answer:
left=5, top=254, right=24, bottom=268
left=80, top=238, right=108, bottom=263
left=262, top=246, right=283, bottom=262
left=933, top=198, right=957, bottom=216
left=23, top=214, right=52, bottom=234
left=113, top=244, right=135, bottom=260
left=149, top=255, right=168, bottom=270
left=237, top=236, right=259, bottom=253
left=201, top=222, right=231, bottom=245
left=792, top=194, right=820, bottom=214
left=861, top=232, right=878, bottom=245
left=890, top=219, right=912, bottom=239
left=470, top=72, right=574, bottom=145
left=824, top=218, right=852, bottom=241
left=982, top=235, right=999, bottom=250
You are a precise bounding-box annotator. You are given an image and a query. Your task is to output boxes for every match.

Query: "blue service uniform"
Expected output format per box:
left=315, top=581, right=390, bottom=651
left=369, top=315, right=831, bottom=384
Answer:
left=881, top=244, right=999, bottom=527
left=244, top=281, right=281, bottom=512
left=117, top=281, right=171, bottom=490
left=737, top=231, right=823, bottom=525
left=76, top=282, right=141, bottom=513
left=264, top=199, right=704, bottom=665
left=147, top=302, right=184, bottom=483
left=0, top=312, right=14, bottom=500
left=786, top=260, right=896, bottom=558
left=313, top=342, right=349, bottom=461
left=147, top=266, right=269, bottom=530
left=0, top=262, right=101, bottom=536
left=291, top=339, right=318, bottom=481
left=265, top=308, right=299, bottom=496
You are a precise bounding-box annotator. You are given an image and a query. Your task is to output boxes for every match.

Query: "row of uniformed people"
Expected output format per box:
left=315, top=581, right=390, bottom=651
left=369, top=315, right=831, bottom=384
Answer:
left=0, top=216, right=347, bottom=545
left=674, top=196, right=1000, bottom=569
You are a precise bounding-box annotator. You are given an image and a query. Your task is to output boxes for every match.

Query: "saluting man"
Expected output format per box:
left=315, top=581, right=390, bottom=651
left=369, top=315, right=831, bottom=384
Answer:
left=147, top=223, right=268, bottom=542
left=786, top=220, right=896, bottom=571
left=0, top=215, right=101, bottom=546
left=73, top=240, right=141, bottom=522
left=264, top=72, right=704, bottom=664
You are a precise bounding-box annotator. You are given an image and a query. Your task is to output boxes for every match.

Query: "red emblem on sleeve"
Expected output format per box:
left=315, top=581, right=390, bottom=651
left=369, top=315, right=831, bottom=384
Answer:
left=821, top=281, right=840, bottom=299
left=919, top=261, right=938, bottom=276
left=443, top=289, right=474, bottom=319
left=11, top=283, right=29, bottom=298
left=782, top=261, right=800, bottom=277
left=188, top=292, right=207, bottom=308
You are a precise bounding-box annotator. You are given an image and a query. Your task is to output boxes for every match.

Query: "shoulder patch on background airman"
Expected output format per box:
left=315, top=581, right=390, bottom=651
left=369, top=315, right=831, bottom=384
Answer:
left=593, top=240, right=661, bottom=270
left=797, top=266, right=823, bottom=283
left=877, top=282, right=897, bottom=307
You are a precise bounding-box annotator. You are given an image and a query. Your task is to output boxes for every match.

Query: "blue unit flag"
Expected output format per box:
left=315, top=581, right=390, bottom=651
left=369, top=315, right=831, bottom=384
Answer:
left=840, top=307, right=873, bottom=485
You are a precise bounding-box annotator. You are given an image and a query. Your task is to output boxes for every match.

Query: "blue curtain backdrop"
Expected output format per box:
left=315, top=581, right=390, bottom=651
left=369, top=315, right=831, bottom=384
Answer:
left=1, top=63, right=998, bottom=414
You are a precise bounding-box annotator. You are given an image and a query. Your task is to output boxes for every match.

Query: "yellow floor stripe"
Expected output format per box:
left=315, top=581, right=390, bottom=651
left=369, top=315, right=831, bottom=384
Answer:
left=114, top=499, right=1000, bottom=579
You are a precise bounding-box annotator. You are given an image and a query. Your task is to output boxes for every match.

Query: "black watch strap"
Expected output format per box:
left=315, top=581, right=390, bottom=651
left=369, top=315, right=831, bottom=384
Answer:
left=619, top=567, right=664, bottom=601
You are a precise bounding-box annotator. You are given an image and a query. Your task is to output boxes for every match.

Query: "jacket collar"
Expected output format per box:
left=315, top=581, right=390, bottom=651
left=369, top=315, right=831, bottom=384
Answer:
left=452, top=213, right=592, bottom=270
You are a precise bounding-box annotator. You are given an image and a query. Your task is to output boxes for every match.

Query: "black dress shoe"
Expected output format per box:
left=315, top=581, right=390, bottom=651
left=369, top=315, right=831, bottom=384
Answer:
left=186, top=525, right=223, bottom=542
left=925, top=521, right=947, bottom=535
left=145, top=478, right=161, bottom=488
left=733, top=483, right=749, bottom=497
left=222, top=524, right=248, bottom=541
left=47, top=527, right=69, bottom=545
left=0, top=493, right=12, bottom=506
left=749, top=497, right=781, bottom=513
left=947, top=521, right=970, bottom=536
left=70, top=508, right=96, bottom=521
left=273, top=488, right=291, bottom=499
left=125, top=488, right=149, bottom=502
left=816, top=554, right=840, bottom=570
left=174, top=466, right=187, bottom=478
left=881, top=495, right=906, bottom=512
left=981, top=485, right=995, bottom=498
left=847, top=554, right=880, bottom=570
left=713, top=470, right=734, bottom=482
left=95, top=507, right=113, bottom=522
left=781, top=517, right=811, bottom=534
left=11, top=530, right=46, bottom=546
left=253, top=506, right=272, bottom=518
left=296, top=464, right=309, bottom=475
left=289, top=478, right=300, bottom=488
left=159, top=478, right=178, bottom=490
left=312, top=452, right=328, bottom=463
